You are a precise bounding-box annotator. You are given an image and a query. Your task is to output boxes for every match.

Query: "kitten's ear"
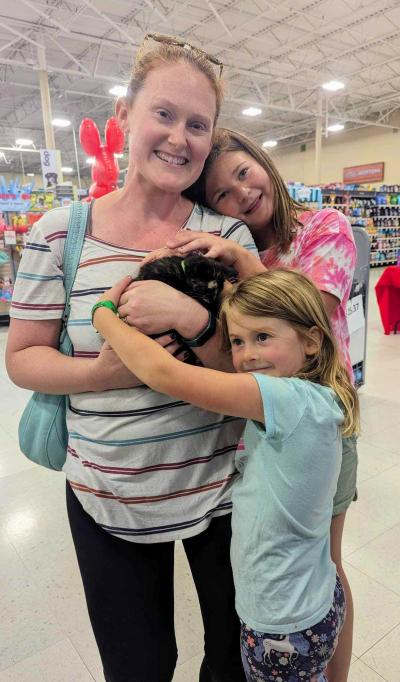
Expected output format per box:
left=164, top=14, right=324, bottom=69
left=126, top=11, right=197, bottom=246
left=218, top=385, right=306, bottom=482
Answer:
left=219, top=262, right=237, bottom=280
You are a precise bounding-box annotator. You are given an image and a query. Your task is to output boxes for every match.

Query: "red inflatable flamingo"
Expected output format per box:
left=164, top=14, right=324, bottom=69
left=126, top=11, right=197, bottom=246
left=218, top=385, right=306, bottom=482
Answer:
left=79, top=117, right=125, bottom=199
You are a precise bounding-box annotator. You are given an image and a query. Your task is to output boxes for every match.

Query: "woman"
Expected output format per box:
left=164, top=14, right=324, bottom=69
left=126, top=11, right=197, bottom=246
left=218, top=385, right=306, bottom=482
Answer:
left=170, top=128, right=358, bottom=682
left=6, top=40, right=256, bottom=682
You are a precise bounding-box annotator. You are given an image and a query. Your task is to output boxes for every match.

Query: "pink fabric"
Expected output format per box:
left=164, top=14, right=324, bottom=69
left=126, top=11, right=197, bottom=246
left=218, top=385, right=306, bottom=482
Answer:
left=260, top=208, right=356, bottom=378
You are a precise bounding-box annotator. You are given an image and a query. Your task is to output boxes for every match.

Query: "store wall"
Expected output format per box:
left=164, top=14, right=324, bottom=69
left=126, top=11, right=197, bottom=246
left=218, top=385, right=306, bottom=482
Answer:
left=271, top=125, right=400, bottom=186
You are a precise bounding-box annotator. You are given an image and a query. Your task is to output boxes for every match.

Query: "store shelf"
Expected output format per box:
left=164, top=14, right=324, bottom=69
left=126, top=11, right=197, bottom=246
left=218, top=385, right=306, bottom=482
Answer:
left=370, top=259, right=397, bottom=266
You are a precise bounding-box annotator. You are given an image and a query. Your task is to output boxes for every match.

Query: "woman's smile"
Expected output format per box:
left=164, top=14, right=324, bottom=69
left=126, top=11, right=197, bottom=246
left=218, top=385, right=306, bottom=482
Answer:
left=154, top=150, right=189, bottom=166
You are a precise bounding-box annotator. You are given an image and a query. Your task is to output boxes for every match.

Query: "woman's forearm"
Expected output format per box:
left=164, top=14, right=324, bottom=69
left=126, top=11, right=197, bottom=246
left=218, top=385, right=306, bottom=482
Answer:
left=6, top=346, right=143, bottom=394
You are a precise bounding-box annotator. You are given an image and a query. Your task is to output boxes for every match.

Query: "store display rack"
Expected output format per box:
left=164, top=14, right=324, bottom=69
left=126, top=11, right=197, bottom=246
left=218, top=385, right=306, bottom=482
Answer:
left=322, top=189, right=400, bottom=266
left=0, top=185, right=77, bottom=323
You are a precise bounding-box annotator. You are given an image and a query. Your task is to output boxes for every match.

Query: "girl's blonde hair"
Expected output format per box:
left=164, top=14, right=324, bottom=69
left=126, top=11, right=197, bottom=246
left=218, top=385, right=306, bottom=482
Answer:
left=126, top=35, right=225, bottom=122
left=219, top=269, right=360, bottom=437
left=185, top=128, right=304, bottom=252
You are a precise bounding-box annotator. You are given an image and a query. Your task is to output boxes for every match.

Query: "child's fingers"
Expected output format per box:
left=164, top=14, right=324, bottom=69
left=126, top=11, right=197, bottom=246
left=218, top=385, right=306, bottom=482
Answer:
left=165, top=231, right=204, bottom=248
left=176, top=238, right=213, bottom=255
left=100, top=276, right=133, bottom=305
left=141, top=247, right=173, bottom=266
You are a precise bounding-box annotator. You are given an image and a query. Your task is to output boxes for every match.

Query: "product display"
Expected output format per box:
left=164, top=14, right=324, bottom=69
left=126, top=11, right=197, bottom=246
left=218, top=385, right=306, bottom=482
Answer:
left=322, top=188, right=400, bottom=266
left=0, top=184, right=77, bottom=322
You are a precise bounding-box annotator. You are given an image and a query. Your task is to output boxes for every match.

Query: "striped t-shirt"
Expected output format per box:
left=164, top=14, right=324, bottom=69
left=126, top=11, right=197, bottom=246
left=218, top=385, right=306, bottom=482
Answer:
left=11, top=203, right=257, bottom=543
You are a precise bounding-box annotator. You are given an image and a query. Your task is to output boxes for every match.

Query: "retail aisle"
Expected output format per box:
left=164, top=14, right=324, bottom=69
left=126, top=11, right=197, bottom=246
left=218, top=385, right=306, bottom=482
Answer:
left=0, top=267, right=399, bottom=682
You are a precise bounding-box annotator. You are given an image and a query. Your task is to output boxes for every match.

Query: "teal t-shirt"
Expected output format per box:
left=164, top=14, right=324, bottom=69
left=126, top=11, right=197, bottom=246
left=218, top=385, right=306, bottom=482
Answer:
left=231, top=374, right=344, bottom=634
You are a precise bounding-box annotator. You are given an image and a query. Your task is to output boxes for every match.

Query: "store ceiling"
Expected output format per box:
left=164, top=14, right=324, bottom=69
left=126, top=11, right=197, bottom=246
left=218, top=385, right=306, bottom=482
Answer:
left=1, top=0, right=400, bottom=179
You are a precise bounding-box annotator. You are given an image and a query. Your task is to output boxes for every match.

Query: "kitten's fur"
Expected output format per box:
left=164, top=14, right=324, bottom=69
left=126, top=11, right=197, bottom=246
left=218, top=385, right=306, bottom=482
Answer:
left=135, top=253, right=235, bottom=362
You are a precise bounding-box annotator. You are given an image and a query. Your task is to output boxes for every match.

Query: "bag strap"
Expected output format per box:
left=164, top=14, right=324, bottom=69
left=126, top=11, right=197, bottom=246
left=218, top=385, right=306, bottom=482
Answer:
left=60, top=201, right=90, bottom=342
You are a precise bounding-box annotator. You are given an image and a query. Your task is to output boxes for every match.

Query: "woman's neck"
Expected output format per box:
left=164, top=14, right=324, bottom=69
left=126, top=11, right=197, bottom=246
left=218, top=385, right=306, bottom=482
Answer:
left=118, top=171, right=193, bottom=226
left=90, top=174, right=194, bottom=250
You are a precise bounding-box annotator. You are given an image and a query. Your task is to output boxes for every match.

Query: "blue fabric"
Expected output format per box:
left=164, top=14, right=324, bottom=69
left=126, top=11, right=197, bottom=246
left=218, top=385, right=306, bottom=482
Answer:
left=231, top=375, right=344, bottom=633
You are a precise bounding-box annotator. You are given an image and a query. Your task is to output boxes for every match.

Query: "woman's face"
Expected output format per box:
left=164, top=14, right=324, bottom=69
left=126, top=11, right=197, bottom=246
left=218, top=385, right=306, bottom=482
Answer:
left=117, top=62, right=217, bottom=194
left=205, top=151, right=275, bottom=234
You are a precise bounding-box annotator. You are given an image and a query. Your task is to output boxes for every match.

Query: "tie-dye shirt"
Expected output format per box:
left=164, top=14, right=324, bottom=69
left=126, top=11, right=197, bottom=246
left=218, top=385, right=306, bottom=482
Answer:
left=260, top=208, right=356, bottom=378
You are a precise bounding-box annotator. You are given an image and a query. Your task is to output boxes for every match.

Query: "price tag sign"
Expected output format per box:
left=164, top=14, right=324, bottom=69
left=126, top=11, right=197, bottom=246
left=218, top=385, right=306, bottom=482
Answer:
left=4, top=230, right=17, bottom=245
left=346, top=294, right=364, bottom=334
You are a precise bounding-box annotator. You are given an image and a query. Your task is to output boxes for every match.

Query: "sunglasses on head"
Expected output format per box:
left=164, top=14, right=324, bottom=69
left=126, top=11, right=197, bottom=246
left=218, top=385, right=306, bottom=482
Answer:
left=143, top=33, right=223, bottom=79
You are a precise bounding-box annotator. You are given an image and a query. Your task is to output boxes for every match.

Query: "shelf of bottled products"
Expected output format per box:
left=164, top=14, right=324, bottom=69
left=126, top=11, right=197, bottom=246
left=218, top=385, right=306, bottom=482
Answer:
left=322, top=189, right=400, bottom=266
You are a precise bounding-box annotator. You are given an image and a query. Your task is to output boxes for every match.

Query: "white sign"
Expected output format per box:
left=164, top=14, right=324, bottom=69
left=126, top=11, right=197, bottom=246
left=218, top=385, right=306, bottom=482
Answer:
left=346, top=294, right=364, bottom=335
left=40, top=149, right=63, bottom=188
left=4, top=230, right=16, bottom=245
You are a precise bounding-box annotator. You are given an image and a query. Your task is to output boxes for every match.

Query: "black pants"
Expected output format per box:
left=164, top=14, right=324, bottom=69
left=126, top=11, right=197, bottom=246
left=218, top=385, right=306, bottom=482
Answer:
left=66, top=482, right=245, bottom=682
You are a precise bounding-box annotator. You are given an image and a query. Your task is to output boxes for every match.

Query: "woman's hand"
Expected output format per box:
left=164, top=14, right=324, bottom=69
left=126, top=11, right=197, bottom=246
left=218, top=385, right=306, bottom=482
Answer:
left=117, top=279, right=208, bottom=338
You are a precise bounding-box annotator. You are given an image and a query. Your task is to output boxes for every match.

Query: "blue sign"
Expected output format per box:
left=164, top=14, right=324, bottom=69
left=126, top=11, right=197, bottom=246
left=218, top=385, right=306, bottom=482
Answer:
left=0, top=177, right=34, bottom=212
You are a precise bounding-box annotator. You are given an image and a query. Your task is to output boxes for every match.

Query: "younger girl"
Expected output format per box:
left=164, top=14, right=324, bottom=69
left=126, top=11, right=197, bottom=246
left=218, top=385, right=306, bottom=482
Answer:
left=92, top=268, right=359, bottom=682
left=177, top=128, right=358, bottom=681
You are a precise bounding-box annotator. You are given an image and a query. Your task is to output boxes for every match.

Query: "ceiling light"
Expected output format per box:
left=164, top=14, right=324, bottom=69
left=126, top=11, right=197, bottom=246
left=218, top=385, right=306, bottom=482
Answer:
left=62, top=166, right=74, bottom=173
left=86, top=157, right=95, bottom=165
left=27, top=173, right=35, bottom=177
left=327, top=123, right=345, bottom=132
left=322, top=80, right=345, bottom=92
left=109, top=85, right=127, bottom=97
left=52, top=118, right=71, bottom=127
left=242, top=107, right=262, bottom=117
left=16, top=138, right=33, bottom=146
left=262, top=140, right=278, bottom=148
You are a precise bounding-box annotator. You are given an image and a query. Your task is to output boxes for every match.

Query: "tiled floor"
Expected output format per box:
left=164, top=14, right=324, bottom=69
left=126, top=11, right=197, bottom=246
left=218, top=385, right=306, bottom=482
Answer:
left=0, top=266, right=399, bottom=681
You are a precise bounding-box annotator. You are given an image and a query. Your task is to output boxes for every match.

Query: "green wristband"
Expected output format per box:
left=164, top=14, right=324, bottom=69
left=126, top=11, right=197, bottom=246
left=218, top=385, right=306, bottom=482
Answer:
left=91, top=300, right=118, bottom=325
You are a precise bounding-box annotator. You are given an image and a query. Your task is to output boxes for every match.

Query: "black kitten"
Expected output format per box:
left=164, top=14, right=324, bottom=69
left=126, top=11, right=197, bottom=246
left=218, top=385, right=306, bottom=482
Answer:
left=135, top=253, right=236, bottom=362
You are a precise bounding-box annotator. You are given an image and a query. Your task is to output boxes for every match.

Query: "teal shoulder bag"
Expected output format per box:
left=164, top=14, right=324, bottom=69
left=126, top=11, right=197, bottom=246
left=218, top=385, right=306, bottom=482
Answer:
left=18, top=201, right=90, bottom=470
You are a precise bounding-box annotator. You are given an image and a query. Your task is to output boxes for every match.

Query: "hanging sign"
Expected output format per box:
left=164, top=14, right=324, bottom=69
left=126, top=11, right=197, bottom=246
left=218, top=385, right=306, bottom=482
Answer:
left=343, top=162, right=384, bottom=184
left=40, top=149, right=63, bottom=188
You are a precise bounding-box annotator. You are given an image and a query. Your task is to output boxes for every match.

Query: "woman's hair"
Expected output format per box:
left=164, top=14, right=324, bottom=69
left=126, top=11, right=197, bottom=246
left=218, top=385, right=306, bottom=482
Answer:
left=184, top=128, right=304, bottom=253
left=126, top=35, right=225, bottom=122
left=219, top=269, right=360, bottom=437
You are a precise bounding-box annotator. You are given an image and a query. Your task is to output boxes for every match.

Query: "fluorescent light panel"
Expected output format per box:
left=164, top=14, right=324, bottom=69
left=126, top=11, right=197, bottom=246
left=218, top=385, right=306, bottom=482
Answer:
left=109, top=85, right=127, bottom=97
left=52, top=118, right=71, bottom=127
left=322, top=80, right=345, bottom=92
left=327, top=123, right=345, bottom=132
left=242, top=107, right=262, bottom=117
left=16, top=138, right=33, bottom=146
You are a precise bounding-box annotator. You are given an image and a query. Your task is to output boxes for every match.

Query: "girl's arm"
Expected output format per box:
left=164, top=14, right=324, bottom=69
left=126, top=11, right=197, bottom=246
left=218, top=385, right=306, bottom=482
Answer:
left=93, top=277, right=264, bottom=422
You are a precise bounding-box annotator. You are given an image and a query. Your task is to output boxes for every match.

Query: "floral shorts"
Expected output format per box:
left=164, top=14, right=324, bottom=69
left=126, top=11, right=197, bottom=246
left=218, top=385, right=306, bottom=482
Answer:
left=240, top=576, right=346, bottom=682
